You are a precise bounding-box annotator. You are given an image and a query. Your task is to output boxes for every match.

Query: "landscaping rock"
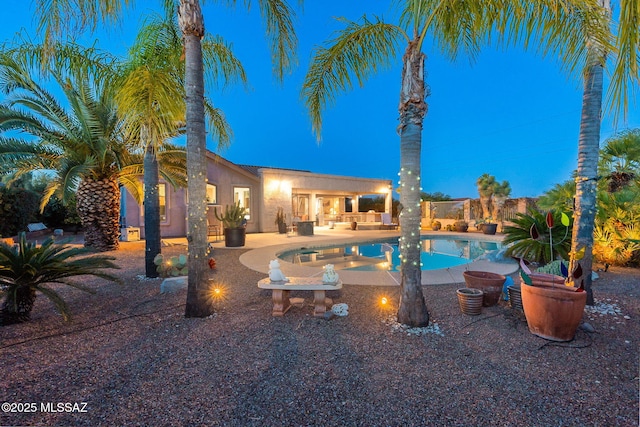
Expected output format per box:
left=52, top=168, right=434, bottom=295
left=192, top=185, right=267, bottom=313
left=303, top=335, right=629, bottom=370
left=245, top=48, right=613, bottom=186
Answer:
left=160, top=276, right=187, bottom=293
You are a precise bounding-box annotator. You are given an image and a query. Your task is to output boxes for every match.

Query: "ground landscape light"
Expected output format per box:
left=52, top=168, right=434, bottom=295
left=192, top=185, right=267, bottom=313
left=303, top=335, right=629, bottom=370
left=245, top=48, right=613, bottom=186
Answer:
left=205, top=281, right=228, bottom=306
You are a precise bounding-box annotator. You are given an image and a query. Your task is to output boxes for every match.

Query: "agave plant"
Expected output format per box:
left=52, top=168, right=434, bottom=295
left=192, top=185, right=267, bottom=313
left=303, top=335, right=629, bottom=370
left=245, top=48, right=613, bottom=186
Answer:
left=503, top=209, right=573, bottom=264
left=0, top=233, right=120, bottom=325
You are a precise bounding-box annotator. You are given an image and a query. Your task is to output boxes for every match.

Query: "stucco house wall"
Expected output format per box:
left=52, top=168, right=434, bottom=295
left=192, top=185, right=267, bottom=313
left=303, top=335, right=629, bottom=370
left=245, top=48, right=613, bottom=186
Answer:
left=122, top=151, right=392, bottom=238
left=259, top=168, right=393, bottom=232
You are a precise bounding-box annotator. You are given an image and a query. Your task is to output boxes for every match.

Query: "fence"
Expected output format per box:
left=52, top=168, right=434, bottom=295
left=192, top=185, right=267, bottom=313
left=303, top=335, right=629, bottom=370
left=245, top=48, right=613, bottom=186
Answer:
left=421, top=198, right=538, bottom=230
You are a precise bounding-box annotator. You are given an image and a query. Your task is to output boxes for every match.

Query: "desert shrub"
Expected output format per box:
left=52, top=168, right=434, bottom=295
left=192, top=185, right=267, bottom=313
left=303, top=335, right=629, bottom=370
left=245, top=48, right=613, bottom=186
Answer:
left=0, top=187, right=40, bottom=237
left=502, top=209, right=572, bottom=264
left=593, top=223, right=640, bottom=267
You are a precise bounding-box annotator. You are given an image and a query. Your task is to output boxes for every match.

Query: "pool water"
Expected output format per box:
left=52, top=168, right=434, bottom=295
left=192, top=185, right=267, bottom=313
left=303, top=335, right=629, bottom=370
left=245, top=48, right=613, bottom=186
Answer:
left=279, top=237, right=503, bottom=271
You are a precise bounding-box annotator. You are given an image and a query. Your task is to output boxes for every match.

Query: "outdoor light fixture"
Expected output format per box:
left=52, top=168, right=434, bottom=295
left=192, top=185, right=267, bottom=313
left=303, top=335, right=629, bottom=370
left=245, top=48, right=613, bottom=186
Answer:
left=205, top=281, right=228, bottom=306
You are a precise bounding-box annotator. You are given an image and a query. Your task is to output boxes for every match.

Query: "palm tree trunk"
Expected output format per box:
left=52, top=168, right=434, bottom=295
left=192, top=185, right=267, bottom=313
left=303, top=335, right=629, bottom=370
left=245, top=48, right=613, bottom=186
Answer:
left=180, top=0, right=212, bottom=318
left=76, top=177, right=121, bottom=251
left=0, top=286, right=36, bottom=325
left=144, top=140, right=161, bottom=278
left=570, top=63, right=603, bottom=306
left=479, top=195, right=491, bottom=220
left=396, top=39, right=429, bottom=327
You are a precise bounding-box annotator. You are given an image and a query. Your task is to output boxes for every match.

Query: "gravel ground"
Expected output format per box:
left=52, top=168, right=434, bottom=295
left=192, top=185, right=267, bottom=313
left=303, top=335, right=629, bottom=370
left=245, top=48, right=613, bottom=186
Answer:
left=1, top=240, right=639, bottom=427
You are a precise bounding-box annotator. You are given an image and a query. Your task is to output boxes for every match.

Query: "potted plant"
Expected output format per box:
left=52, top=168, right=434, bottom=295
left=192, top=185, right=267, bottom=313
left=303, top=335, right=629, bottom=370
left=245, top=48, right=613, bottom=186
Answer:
left=462, top=270, right=506, bottom=306
left=454, top=220, right=468, bottom=232
left=275, top=207, right=287, bottom=234
left=481, top=217, right=498, bottom=235
left=0, top=233, right=119, bottom=325
left=519, top=211, right=587, bottom=342
left=431, top=220, right=441, bottom=231
left=214, top=201, right=248, bottom=247
left=476, top=174, right=511, bottom=233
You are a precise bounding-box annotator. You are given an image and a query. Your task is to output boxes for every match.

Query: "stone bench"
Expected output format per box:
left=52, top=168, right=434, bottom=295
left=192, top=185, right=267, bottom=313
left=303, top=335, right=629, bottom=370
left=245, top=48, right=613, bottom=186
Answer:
left=257, top=277, right=342, bottom=317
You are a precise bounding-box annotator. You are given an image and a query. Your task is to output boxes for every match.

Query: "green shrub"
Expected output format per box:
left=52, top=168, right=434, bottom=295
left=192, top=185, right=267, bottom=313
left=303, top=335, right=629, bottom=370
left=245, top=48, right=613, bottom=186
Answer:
left=0, top=233, right=119, bottom=325
left=0, top=187, right=39, bottom=237
left=502, top=209, right=572, bottom=264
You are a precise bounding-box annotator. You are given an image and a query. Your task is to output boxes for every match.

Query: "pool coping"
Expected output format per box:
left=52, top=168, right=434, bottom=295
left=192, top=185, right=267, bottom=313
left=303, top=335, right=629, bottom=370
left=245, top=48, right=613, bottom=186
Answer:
left=239, top=231, right=518, bottom=286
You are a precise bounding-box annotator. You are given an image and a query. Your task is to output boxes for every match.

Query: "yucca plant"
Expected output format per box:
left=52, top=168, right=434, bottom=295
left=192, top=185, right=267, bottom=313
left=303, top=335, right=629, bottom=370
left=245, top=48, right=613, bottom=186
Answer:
left=503, top=210, right=573, bottom=264
left=0, top=233, right=120, bottom=325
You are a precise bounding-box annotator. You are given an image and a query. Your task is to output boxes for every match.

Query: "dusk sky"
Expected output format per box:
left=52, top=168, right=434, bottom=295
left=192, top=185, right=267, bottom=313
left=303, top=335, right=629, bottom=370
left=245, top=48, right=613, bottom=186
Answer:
left=2, top=1, right=638, bottom=199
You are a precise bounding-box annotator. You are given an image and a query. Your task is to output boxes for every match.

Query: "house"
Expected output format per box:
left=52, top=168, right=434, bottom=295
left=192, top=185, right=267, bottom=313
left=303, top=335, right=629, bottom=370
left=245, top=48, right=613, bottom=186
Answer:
left=121, top=151, right=393, bottom=238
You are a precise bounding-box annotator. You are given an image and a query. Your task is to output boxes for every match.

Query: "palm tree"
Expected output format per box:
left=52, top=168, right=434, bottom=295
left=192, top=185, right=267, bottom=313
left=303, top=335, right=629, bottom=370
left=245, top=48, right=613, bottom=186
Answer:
left=491, top=180, right=511, bottom=225
left=476, top=174, right=497, bottom=220
left=569, top=0, right=640, bottom=305
left=600, top=129, right=640, bottom=193
left=0, top=233, right=120, bottom=325
left=32, top=0, right=300, bottom=318
left=302, top=1, right=610, bottom=327
left=175, top=0, right=297, bottom=318
left=116, top=9, right=242, bottom=277
left=0, top=44, right=187, bottom=252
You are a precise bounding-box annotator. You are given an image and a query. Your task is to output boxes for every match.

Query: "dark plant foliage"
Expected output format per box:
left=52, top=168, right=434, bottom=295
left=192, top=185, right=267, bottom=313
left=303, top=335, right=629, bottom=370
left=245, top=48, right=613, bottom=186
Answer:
left=0, top=233, right=120, bottom=325
left=41, top=195, right=82, bottom=230
left=0, top=187, right=40, bottom=237
left=502, top=209, right=573, bottom=264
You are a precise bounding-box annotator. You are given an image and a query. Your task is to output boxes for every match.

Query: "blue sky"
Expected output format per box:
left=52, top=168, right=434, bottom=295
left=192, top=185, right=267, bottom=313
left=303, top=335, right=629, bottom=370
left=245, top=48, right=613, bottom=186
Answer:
left=2, top=1, right=638, bottom=198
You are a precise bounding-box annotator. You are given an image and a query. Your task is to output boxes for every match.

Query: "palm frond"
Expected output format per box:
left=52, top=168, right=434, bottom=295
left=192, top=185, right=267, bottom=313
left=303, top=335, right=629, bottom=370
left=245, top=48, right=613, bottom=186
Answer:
left=204, top=102, right=232, bottom=149
left=607, top=0, right=640, bottom=119
left=302, top=16, right=406, bottom=138
left=35, top=0, right=132, bottom=50
left=202, top=35, right=248, bottom=89
left=256, top=0, right=299, bottom=81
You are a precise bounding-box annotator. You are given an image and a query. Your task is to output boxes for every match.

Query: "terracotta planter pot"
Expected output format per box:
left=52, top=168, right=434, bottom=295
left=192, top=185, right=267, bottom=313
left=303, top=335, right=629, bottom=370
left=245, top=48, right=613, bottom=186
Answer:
left=508, top=285, right=523, bottom=311
left=462, top=270, right=506, bottom=307
left=456, top=288, right=484, bottom=315
left=520, top=276, right=587, bottom=342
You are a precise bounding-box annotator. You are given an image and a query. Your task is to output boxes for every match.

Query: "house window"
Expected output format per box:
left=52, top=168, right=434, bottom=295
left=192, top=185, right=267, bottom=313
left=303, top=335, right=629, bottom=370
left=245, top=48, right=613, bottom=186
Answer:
left=206, top=184, right=217, bottom=205
left=159, top=184, right=166, bottom=222
left=234, top=186, right=250, bottom=220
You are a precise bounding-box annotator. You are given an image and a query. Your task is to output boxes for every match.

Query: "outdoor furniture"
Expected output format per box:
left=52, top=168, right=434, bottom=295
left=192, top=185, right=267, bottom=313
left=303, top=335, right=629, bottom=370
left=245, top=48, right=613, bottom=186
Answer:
left=207, top=220, right=221, bottom=242
left=379, top=213, right=398, bottom=230
left=296, top=221, right=314, bottom=236
left=257, top=277, right=342, bottom=317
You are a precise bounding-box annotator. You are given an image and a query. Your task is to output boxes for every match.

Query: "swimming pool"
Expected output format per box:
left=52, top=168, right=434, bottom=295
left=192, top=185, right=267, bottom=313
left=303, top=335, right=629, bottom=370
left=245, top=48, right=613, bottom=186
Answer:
left=278, top=236, right=504, bottom=272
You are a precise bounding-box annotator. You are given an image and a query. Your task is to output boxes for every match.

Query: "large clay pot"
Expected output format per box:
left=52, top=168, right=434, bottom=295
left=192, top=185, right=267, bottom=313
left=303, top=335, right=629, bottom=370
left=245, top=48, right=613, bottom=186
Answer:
left=520, top=274, right=587, bottom=342
left=224, top=227, right=246, bottom=247
left=456, top=288, right=484, bottom=315
left=463, top=270, right=506, bottom=307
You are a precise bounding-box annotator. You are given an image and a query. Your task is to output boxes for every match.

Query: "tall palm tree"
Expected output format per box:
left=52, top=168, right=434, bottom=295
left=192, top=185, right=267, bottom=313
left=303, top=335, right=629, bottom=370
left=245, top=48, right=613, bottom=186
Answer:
left=176, top=0, right=297, bottom=317
left=569, top=0, right=639, bottom=305
left=32, top=0, right=296, bottom=317
left=302, top=1, right=610, bottom=327
left=0, top=44, right=187, bottom=251
left=116, top=9, right=242, bottom=277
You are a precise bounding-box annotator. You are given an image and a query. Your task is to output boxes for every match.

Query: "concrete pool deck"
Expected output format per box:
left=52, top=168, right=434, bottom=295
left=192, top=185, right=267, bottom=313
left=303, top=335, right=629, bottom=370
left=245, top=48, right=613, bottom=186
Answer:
left=195, top=225, right=519, bottom=286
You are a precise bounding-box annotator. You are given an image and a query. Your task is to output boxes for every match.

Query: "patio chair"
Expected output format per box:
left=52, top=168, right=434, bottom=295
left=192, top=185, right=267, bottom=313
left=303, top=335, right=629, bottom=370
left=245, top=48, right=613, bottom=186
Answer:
left=207, top=219, right=221, bottom=242
left=379, top=213, right=398, bottom=230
